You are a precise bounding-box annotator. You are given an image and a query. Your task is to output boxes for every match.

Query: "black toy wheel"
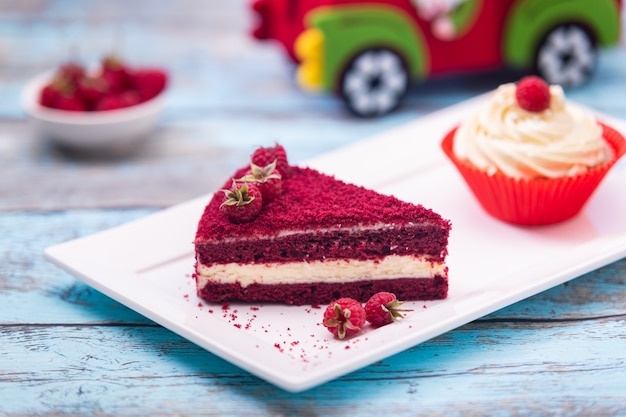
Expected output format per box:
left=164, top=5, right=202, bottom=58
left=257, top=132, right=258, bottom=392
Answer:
left=339, top=48, right=409, bottom=117
left=534, top=24, right=597, bottom=88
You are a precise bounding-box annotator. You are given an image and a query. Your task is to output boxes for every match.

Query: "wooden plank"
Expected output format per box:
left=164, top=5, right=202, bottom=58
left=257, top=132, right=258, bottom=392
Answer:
left=1, top=319, right=625, bottom=416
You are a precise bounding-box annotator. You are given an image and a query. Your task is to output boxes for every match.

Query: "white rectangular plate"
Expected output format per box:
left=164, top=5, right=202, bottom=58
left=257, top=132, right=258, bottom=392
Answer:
left=45, top=96, right=626, bottom=393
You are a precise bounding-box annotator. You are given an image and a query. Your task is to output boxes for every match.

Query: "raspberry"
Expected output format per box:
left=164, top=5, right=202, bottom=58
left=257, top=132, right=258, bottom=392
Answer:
left=322, top=298, right=366, bottom=339
left=39, top=77, right=71, bottom=108
left=54, top=92, right=87, bottom=112
left=77, top=75, right=109, bottom=105
left=101, top=54, right=131, bottom=92
left=364, top=292, right=411, bottom=327
left=57, top=61, right=86, bottom=83
left=515, top=76, right=551, bottom=112
left=237, top=159, right=283, bottom=204
left=37, top=54, right=169, bottom=112
left=255, top=173, right=282, bottom=203
left=251, top=144, right=291, bottom=179
left=219, top=181, right=263, bottom=224
left=130, top=68, right=168, bottom=102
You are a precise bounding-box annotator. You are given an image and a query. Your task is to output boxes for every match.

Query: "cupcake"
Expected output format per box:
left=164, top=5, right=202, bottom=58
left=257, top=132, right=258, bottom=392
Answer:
left=442, top=76, right=626, bottom=225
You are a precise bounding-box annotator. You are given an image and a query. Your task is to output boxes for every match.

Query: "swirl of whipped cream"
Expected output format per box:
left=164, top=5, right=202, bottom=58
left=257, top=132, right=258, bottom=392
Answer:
left=453, top=83, right=612, bottom=179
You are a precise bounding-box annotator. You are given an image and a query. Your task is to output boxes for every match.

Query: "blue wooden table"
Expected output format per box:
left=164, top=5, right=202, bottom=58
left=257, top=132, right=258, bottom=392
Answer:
left=2, top=1, right=625, bottom=415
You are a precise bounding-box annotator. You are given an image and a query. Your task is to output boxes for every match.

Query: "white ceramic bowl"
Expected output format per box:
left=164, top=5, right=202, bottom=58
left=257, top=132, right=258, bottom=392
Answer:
left=20, top=70, right=165, bottom=153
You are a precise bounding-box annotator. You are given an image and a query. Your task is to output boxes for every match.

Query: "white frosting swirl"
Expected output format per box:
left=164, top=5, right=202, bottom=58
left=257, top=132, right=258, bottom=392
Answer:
left=453, top=83, right=612, bottom=179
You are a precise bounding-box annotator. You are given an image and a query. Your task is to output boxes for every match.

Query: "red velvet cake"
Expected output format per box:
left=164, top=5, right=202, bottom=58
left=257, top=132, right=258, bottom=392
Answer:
left=194, top=146, right=451, bottom=305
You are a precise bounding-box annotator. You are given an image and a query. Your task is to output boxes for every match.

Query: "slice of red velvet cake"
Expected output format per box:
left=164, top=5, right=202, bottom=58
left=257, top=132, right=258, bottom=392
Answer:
left=194, top=145, right=451, bottom=305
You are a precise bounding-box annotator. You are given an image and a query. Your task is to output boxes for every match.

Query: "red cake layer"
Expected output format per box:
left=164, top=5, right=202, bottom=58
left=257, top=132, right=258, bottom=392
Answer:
left=197, top=276, right=448, bottom=305
left=197, top=224, right=448, bottom=265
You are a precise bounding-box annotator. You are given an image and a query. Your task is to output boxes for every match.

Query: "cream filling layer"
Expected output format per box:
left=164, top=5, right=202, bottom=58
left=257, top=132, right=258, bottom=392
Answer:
left=196, top=255, right=446, bottom=288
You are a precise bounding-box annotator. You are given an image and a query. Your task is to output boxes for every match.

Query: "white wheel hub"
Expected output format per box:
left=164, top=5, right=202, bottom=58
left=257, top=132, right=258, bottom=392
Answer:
left=537, top=25, right=595, bottom=88
left=342, top=49, right=408, bottom=116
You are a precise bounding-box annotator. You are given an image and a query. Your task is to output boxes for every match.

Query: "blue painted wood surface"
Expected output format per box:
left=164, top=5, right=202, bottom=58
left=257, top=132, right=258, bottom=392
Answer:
left=1, top=1, right=625, bottom=415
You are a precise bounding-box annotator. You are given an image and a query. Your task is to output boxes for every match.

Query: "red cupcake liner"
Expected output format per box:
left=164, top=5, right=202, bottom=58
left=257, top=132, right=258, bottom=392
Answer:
left=441, top=122, right=626, bottom=226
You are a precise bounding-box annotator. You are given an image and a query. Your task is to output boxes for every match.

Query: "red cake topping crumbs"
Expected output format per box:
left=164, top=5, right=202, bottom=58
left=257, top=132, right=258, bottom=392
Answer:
left=515, top=76, right=551, bottom=112
left=196, top=166, right=448, bottom=240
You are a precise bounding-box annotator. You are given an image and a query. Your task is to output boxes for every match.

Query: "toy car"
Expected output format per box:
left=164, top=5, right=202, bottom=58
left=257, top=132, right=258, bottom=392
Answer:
left=251, top=0, right=623, bottom=117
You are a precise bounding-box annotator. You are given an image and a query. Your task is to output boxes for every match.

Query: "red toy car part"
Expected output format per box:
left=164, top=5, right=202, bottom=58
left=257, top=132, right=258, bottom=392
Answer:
left=251, top=0, right=622, bottom=117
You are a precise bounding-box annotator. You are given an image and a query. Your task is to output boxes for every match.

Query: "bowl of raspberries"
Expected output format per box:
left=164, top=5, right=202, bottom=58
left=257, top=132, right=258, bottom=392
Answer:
left=20, top=55, right=168, bottom=153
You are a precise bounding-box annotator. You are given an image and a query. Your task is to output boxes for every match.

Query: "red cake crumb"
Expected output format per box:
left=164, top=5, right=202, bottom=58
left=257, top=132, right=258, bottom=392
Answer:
left=195, top=166, right=448, bottom=241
